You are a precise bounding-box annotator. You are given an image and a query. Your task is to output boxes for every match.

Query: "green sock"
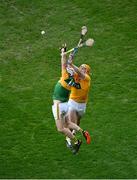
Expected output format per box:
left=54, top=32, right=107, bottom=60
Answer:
left=72, top=136, right=78, bottom=144
left=78, top=128, right=84, bottom=134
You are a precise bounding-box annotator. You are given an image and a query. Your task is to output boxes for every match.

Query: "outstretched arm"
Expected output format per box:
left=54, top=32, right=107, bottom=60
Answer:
left=61, top=45, right=78, bottom=74
left=67, top=47, right=78, bottom=65
left=70, top=64, right=85, bottom=79
left=60, top=44, right=79, bottom=76
left=61, top=51, right=67, bottom=71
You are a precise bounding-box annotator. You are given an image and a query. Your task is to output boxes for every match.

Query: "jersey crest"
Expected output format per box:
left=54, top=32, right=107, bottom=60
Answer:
left=64, top=76, right=81, bottom=89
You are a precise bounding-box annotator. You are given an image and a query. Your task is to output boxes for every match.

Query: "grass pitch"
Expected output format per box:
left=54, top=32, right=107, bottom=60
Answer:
left=0, top=0, right=137, bottom=178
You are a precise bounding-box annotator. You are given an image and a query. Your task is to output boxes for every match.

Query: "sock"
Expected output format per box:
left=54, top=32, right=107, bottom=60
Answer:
left=78, top=128, right=84, bottom=134
left=72, top=136, right=78, bottom=144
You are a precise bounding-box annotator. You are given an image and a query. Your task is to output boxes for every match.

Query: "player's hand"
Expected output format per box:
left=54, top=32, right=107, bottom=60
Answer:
left=60, top=43, right=67, bottom=53
left=60, top=44, right=67, bottom=58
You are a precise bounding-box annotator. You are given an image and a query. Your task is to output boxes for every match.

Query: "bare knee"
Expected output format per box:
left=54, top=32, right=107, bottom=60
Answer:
left=66, top=121, right=73, bottom=129
left=57, top=126, right=64, bottom=133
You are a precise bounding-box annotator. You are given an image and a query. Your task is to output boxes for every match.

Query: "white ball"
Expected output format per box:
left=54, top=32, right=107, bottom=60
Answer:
left=41, top=30, right=45, bottom=35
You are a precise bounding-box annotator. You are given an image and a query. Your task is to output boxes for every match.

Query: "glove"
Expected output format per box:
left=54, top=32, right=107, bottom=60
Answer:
left=60, top=43, right=67, bottom=53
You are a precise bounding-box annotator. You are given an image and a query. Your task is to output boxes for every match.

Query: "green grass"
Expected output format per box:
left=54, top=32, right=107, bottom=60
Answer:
left=0, top=0, right=137, bottom=178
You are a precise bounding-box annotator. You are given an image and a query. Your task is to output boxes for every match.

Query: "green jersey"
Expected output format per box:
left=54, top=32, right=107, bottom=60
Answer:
left=52, top=82, right=70, bottom=102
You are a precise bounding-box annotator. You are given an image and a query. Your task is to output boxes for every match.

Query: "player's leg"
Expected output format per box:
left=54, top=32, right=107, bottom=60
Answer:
left=75, top=108, right=92, bottom=144
left=63, top=116, right=82, bottom=154
left=52, top=102, right=79, bottom=144
left=55, top=117, right=75, bottom=139
left=66, top=114, right=82, bottom=132
left=69, top=109, right=78, bottom=124
left=67, top=100, right=91, bottom=144
left=76, top=113, right=81, bottom=126
left=67, top=100, right=84, bottom=133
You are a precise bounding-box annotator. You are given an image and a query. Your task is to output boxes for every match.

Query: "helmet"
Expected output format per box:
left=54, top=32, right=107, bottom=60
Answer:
left=80, top=64, right=91, bottom=74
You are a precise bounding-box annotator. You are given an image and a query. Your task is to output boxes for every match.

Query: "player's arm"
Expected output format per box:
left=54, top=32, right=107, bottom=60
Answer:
left=60, top=44, right=67, bottom=71
left=67, top=47, right=78, bottom=65
left=61, top=51, right=67, bottom=71
left=60, top=45, right=78, bottom=75
left=61, top=46, right=77, bottom=75
left=70, top=64, right=85, bottom=79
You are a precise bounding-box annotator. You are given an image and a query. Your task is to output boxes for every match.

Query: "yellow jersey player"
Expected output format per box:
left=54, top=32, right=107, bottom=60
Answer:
left=67, top=63, right=91, bottom=144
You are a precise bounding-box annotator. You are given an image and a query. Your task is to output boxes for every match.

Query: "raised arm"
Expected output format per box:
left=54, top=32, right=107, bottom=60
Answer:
left=60, top=44, right=80, bottom=77
left=70, top=64, right=85, bottom=79
left=60, top=44, right=67, bottom=71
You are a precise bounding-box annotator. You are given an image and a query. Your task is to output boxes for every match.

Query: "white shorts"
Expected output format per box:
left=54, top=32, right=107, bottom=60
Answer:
left=68, top=99, right=86, bottom=117
left=52, top=102, right=68, bottom=120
